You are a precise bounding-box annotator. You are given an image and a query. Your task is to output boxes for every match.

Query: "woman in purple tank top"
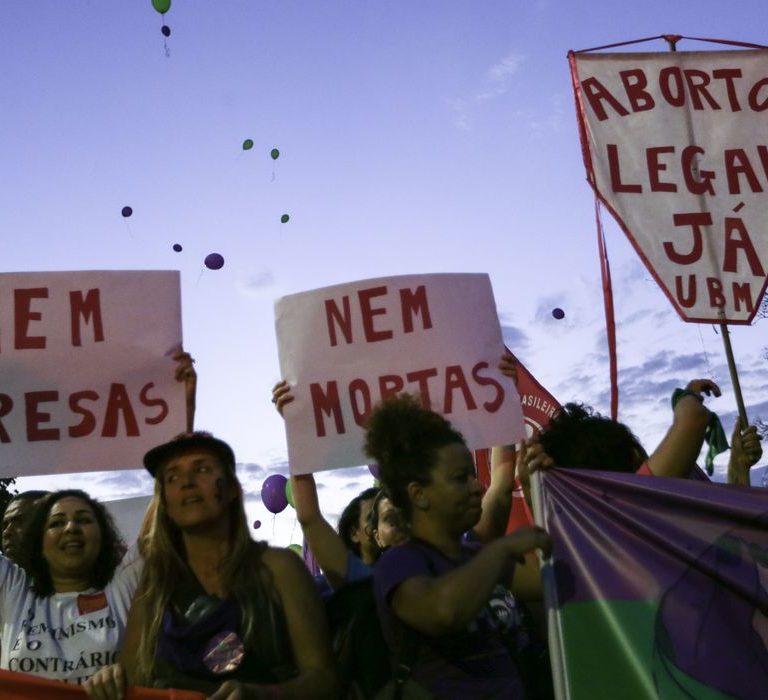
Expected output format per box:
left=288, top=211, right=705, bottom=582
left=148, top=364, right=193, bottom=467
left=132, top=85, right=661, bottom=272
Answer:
left=84, top=431, right=338, bottom=699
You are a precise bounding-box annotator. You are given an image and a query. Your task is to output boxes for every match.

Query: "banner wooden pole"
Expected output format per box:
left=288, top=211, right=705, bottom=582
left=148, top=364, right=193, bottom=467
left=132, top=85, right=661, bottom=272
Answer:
left=719, top=316, right=750, bottom=425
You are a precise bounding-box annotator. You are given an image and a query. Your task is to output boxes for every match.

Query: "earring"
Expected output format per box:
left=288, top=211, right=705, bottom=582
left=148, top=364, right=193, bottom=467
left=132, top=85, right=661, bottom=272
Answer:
left=415, top=497, right=430, bottom=510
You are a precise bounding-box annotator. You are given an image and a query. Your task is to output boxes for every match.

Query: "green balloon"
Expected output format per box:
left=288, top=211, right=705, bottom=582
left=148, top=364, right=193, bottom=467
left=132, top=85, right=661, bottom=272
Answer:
left=152, top=0, right=171, bottom=14
left=288, top=543, right=303, bottom=556
left=280, top=214, right=290, bottom=224
left=242, top=138, right=254, bottom=151
left=270, top=148, right=280, bottom=160
left=285, top=479, right=295, bottom=508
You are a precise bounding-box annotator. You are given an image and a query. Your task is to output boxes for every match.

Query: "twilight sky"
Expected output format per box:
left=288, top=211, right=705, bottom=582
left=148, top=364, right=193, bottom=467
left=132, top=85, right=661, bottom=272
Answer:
left=2, top=1, right=766, bottom=545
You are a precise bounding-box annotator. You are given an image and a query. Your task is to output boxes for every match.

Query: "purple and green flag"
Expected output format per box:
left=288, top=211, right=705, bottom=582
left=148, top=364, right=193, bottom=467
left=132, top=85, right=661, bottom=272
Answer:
left=533, top=469, right=768, bottom=699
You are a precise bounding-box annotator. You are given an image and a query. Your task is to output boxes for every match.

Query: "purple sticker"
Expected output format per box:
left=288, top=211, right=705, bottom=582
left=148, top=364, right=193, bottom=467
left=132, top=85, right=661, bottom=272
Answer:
left=203, top=631, right=244, bottom=674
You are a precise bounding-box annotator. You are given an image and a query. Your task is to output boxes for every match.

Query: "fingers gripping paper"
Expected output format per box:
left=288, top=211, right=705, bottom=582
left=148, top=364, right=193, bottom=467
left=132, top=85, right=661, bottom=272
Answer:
left=275, top=273, right=524, bottom=474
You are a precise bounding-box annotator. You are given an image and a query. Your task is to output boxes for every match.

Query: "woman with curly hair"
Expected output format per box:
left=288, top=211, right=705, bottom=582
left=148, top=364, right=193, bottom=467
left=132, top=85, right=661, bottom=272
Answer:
left=85, top=431, right=337, bottom=700
left=367, top=393, right=552, bottom=699
left=0, top=489, right=140, bottom=684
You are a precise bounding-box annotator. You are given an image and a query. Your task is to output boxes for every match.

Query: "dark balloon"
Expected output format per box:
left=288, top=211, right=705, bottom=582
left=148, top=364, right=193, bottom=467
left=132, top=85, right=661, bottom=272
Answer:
left=172, top=243, right=182, bottom=252
left=552, top=307, right=565, bottom=320
left=121, top=206, right=133, bottom=218
left=368, top=464, right=380, bottom=479
left=161, top=25, right=171, bottom=37
left=270, top=148, right=280, bottom=160
left=280, top=214, right=290, bottom=224
left=253, top=520, right=262, bottom=530
left=261, top=474, right=288, bottom=514
left=204, top=253, right=225, bottom=270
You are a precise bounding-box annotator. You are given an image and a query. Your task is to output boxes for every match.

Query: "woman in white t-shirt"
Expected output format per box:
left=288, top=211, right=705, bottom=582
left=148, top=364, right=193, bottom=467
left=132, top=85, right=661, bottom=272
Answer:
left=0, top=489, right=142, bottom=685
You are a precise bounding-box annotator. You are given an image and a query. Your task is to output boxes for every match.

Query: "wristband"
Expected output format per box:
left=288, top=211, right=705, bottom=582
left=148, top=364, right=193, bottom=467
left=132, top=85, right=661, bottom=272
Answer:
left=671, top=388, right=704, bottom=410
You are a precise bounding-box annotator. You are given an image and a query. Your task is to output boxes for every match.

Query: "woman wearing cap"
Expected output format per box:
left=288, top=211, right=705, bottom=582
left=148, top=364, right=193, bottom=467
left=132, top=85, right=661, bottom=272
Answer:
left=85, top=431, right=338, bottom=700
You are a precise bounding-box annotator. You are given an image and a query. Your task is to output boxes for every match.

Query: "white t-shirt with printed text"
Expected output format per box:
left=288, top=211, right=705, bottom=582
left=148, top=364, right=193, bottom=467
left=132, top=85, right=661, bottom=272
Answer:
left=0, top=549, right=142, bottom=685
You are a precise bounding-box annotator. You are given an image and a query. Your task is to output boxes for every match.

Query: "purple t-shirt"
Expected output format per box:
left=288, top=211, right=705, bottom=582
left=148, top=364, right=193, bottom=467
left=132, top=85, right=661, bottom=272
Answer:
left=374, top=539, right=526, bottom=699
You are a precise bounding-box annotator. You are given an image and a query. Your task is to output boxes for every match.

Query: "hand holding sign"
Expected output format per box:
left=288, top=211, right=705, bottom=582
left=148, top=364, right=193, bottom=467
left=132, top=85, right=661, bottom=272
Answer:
left=275, top=273, right=524, bottom=474
left=0, top=271, right=186, bottom=477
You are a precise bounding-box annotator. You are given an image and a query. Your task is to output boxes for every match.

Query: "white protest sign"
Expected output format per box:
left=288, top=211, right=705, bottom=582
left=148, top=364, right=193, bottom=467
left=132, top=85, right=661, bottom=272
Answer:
left=571, top=49, right=768, bottom=323
left=275, top=273, right=524, bottom=474
left=0, top=271, right=186, bottom=477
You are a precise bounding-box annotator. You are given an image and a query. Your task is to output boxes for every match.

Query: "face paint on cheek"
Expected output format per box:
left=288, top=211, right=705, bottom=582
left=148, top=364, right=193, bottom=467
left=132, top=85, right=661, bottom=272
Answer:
left=215, top=477, right=226, bottom=503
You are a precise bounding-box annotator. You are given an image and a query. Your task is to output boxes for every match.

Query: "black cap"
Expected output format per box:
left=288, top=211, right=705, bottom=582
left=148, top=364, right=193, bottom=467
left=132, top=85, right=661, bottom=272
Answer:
left=143, top=431, right=236, bottom=477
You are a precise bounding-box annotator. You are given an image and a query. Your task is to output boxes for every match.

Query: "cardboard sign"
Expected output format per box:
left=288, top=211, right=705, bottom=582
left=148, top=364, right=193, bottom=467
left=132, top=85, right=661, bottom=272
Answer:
left=275, top=273, right=524, bottom=474
left=571, top=49, right=768, bottom=323
left=0, top=271, right=186, bottom=476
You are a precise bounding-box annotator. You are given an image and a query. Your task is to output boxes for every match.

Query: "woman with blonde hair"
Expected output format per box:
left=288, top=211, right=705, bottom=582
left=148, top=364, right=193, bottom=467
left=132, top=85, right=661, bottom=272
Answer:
left=85, top=432, right=337, bottom=700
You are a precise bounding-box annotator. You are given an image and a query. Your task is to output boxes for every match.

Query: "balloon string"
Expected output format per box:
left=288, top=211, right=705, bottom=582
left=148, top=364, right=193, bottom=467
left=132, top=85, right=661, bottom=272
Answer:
left=290, top=517, right=297, bottom=543
left=123, top=221, right=134, bottom=239
left=196, top=269, right=204, bottom=285
left=697, top=324, right=715, bottom=380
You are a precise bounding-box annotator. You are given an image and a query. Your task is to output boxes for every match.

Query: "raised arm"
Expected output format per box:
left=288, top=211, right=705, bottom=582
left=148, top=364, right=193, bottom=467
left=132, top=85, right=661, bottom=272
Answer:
left=390, top=528, right=550, bottom=636
left=727, top=418, right=763, bottom=486
left=474, top=352, right=519, bottom=542
left=648, top=379, right=721, bottom=478
left=291, top=474, right=352, bottom=588
left=273, top=380, right=352, bottom=589
left=173, top=349, right=197, bottom=433
left=473, top=444, right=516, bottom=542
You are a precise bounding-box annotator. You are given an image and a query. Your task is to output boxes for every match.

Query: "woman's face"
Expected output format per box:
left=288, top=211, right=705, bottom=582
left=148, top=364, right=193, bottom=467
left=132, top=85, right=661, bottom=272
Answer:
left=420, top=442, right=484, bottom=534
left=373, top=497, right=407, bottom=549
left=42, top=497, right=102, bottom=582
left=161, top=449, right=234, bottom=529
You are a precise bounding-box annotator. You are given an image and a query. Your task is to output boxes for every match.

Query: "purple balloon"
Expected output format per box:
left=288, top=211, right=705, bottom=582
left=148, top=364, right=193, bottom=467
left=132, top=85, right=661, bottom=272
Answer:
left=204, top=252, right=225, bottom=270
left=121, top=206, right=133, bottom=218
left=252, top=519, right=261, bottom=530
left=261, top=474, right=288, bottom=514
left=161, top=25, right=171, bottom=37
left=552, top=307, right=565, bottom=320
left=368, top=463, right=380, bottom=479
left=172, top=243, right=182, bottom=252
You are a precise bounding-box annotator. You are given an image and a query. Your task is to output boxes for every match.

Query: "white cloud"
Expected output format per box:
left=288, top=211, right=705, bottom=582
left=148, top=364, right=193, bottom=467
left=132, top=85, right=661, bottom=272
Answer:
left=450, top=52, right=526, bottom=130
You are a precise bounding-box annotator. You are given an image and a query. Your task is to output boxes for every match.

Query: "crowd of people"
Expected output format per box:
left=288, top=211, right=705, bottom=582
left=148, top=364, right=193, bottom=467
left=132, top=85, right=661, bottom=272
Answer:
left=0, top=349, right=763, bottom=699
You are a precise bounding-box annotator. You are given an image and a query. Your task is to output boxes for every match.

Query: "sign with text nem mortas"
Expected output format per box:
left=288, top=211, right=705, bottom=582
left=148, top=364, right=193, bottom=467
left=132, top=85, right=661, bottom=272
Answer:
left=570, top=49, right=768, bottom=323
left=0, top=271, right=186, bottom=477
left=275, top=273, right=525, bottom=474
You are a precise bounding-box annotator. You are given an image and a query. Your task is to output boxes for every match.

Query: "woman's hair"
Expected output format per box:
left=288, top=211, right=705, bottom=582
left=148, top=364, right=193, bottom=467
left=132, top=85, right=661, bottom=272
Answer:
left=337, top=487, right=378, bottom=557
left=366, top=488, right=389, bottom=539
left=17, top=489, right=125, bottom=597
left=364, top=393, right=465, bottom=515
left=538, top=402, right=648, bottom=473
left=132, top=452, right=275, bottom=684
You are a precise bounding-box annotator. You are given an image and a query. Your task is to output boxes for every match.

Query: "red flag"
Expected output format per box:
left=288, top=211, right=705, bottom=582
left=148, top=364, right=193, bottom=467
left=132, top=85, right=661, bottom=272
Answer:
left=0, top=669, right=205, bottom=700
left=474, top=351, right=561, bottom=532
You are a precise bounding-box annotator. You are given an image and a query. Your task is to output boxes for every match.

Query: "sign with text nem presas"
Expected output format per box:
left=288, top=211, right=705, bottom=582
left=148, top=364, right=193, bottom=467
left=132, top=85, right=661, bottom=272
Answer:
left=0, top=271, right=186, bottom=477
left=275, top=273, right=525, bottom=474
left=570, top=49, right=768, bottom=323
